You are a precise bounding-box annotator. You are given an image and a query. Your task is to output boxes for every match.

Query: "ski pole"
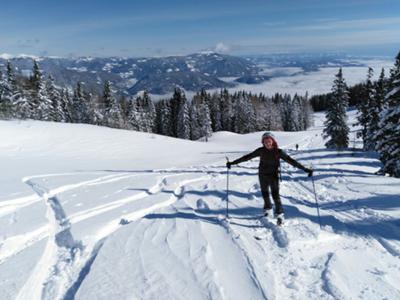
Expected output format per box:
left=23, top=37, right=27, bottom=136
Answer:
left=310, top=171, right=322, bottom=229
left=225, top=156, right=230, bottom=218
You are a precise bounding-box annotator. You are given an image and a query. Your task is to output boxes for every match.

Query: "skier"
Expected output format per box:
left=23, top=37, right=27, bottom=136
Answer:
left=296, top=144, right=299, bottom=151
left=226, top=132, right=313, bottom=225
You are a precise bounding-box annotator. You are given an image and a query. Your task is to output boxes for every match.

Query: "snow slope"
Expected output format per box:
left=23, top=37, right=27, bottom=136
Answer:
left=0, top=112, right=399, bottom=300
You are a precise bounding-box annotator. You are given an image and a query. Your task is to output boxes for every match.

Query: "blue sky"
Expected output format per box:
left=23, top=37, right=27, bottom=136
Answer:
left=1, top=0, right=399, bottom=57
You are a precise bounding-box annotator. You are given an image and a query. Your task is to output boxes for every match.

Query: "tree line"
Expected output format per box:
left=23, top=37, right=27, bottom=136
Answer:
left=0, top=60, right=314, bottom=141
left=322, top=51, right=400, bottom=178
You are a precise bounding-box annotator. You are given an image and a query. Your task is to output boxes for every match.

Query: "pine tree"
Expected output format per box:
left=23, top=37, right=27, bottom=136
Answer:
left=58, top=89, right=71, bottom=122
left=189, top=101, right=201, bottom=140
left=4, top=61, right=32, bottom=119
left=70, top=82, right=90, bottom=123
left=233, top=91, right=256, bottom=133
left=155, top=100, right=172, bottom=136
left=128, top=98, right=140, bottom=131
left=107, top=89, right=124, bottom=129
left=357, top=67, right=376, bottom=150
left=220, top=89, right=233, bottom=131
left=176, top=93, right=190, bottom=139
left=98, top=80, right=115, bottom=126
left=0, top=66, right=12, bottom=119
left=366, top=68, right=387, bottom=151
left=136, top=91, right=155, bottom=132
left=29, top=60, right=53, bottom=120
left=323, top=68, right=350, bottom=150
left=198, top=101, right=212, bottom=141
left=375, top=51, right=400, bottom=177
left=279, top=94, right=294, bottom=131
left=45, top=75, right=61, bottom=121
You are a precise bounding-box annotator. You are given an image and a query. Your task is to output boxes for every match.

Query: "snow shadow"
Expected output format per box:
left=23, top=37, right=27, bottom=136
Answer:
left=144, top=206, right=264, bottom=230
left=309, top=168, right=376, bottom=179
left=304, top=150, right=378, bottom=161
left=317, top=160, right=381, bottom=169
left=321, top=194, right=400, bottom=212
left=283, top=201, right=400, bottom=241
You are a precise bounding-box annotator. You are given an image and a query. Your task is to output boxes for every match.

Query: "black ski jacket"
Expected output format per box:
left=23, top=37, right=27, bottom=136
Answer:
left=231, top=147, right=308, bottom=176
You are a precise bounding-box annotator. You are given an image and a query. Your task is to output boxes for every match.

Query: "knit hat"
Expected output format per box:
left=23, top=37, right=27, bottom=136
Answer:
left=261, top=132, right=275, bottom=142
left=261, top=132, right=278, bottom=148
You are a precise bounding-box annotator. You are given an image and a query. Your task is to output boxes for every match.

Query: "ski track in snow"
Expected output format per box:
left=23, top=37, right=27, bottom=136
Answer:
left=11, top=169, right=215, bottom=299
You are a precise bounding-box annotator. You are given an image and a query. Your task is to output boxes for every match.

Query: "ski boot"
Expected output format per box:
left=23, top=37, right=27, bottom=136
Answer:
left=263, top=208, right=272, bottom=218
left=276, top=213, right=284, bottom=226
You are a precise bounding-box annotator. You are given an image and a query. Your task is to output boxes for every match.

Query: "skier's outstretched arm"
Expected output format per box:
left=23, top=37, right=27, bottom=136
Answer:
left=227, top=148, right=261, bottom=168
left=279, top=150, right=313, bottom=176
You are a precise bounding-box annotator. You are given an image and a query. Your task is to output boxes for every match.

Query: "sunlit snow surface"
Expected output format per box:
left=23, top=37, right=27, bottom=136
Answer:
left=0, top=111, right=399, bottom=300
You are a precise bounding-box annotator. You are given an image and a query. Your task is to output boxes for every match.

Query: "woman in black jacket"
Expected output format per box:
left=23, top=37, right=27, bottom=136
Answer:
left=226, top=132, right=312, bottom=224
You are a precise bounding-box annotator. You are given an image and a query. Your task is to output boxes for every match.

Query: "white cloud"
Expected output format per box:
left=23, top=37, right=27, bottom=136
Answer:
left=217, top=58, right=394, bottom=97
left=214, top=42, right=230, bottom=53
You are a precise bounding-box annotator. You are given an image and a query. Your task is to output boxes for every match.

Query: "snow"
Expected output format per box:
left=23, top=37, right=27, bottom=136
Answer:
left=0, top=53, right=41, bottom=60
left=67, top=67, right=88, bottom=72
left=1, top=111, right=400, bottom=300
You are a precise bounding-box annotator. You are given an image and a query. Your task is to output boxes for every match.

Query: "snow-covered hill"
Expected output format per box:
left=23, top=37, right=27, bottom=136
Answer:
left=1, top=111, right=399, bottom=300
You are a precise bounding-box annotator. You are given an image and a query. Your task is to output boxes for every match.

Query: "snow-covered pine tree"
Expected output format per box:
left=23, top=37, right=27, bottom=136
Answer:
left=0, top=66, right=12, bottom=119
left=107, top=88, right=124, bottom=129
left=269, top=94, right=285, bottom=130
left=155, top=100, right=172, bottom=136
left=4, top=61, right=32, bottom=119
left=98, top=80, right=113, bottom=125
left=290, top=94, right=303, bottom=131
left=45, top=75, right=61, bottom=121
left=209, top=91, right=222, bottom=132
left=58, top=89, right=71, bottom=122
left=375, top=51, right=400, bottom=177
left=169, top=88, right=184, bottom=137
left=198, top=101, right=212, bottom=142
left=279, top=94, right=294, bottom=131
left=364, top=68, right=386, bottom=151
left=135, top=94, right=147, bottom=131
left=176, top=92, right=190, bottom=139
left=256, top=99, right=281, bottom=131
left=29, top=60, right=53, bottom=121
left=323, top=68, right=350, bottom=150
left=220, top=89, right=233, bottom=131
left=128, top=98, right=140, bottom=131
left=189, top=100, right=201, bottom=140
left=194, top=89, right=220, bottom=132
left=137, top=91, right=155, bottom=132
left=70, top=82, right=90, bottom=123
left=356, top=67, right=376, bottom=150
left=233, top=91, right=256, bottom=133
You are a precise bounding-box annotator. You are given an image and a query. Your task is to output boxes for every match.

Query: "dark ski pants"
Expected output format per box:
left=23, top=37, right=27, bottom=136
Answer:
left=258, top=174, right=283, bottom=215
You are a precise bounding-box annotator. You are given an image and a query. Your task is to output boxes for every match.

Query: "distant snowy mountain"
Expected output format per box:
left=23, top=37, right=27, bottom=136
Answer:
left=0, top=52, right=258, bottom=95
left=1, top=52, right=393, bottom=97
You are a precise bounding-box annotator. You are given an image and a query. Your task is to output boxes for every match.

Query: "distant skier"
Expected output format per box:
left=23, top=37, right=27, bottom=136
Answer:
left=296, top=144, right=299, bottom=151
left=226, top=132, right=312, bottom=225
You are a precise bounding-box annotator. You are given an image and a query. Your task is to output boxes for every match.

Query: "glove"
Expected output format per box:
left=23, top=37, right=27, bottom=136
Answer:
left=306, top=169, right=313, bottom=177
left=226, top=162, right=232, bottom=169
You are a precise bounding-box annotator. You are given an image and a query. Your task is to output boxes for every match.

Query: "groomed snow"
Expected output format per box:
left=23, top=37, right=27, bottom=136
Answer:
left=0, top=111, right=399, bottom=300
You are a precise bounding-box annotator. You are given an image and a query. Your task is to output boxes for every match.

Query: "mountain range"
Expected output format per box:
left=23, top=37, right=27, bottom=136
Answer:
left=0, top=52, right=366, bottom=96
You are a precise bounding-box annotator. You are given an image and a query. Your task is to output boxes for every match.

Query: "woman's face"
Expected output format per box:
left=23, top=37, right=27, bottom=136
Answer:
left=263, top=137, right=273, bottom=150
